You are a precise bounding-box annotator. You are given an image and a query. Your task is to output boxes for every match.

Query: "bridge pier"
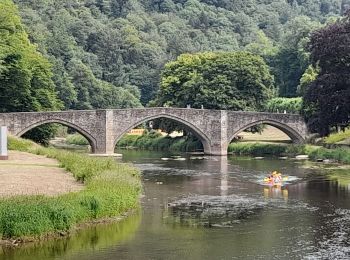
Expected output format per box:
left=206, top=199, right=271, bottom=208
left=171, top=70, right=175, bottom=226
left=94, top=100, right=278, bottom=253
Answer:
left=0, top=108, right=308, bottom=157
left=205, top=110, right=229, bottom=156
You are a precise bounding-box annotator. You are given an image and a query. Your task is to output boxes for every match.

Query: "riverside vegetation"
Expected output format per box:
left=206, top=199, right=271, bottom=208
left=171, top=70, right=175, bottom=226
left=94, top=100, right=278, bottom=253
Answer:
left=66, top=131, right=350, bottom=164
left=0, top=137, right=141, bottom=240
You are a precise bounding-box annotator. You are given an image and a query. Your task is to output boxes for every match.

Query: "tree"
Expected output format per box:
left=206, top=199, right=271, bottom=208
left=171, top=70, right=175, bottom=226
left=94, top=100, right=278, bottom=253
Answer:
left=153, top=51, right=275, bottom=111
left=273, top=16, right=321, bottom=97
left=0, top=0, right=62, bottom=144
left=303, top=13, right=350, bottom=136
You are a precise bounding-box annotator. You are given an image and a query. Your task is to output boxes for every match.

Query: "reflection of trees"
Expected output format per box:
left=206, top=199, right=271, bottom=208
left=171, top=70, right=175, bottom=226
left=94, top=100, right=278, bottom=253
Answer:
left=0, top=213, right=141, bottom=260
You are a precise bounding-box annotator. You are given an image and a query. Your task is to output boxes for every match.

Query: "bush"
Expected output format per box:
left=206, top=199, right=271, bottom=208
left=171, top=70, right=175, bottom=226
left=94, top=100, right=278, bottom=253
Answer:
left=1, top=136, right=141, bottom=239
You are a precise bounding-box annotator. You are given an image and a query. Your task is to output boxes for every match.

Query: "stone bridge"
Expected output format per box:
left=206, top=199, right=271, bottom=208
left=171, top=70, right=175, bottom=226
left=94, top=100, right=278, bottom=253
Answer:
left=0, top=108, right=308, bottom=155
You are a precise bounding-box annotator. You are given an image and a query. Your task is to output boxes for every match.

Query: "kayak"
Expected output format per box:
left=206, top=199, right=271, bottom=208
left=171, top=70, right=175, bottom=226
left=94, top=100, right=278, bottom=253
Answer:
left=263, top=176, right=288, bottom=186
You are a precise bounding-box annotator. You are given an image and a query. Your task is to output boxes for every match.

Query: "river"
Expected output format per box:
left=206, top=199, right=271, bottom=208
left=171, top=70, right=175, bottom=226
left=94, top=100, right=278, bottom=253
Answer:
left=1, top=150, right=349, bottom=260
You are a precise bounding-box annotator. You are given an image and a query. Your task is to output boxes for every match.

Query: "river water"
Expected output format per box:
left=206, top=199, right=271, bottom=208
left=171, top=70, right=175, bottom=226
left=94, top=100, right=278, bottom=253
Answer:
left=1, top=150, right=350, bottom=260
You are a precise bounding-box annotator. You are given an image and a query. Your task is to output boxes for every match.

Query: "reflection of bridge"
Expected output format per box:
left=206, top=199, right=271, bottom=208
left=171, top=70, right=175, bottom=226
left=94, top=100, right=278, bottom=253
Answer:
left=0, top=108, right=308, bottom=155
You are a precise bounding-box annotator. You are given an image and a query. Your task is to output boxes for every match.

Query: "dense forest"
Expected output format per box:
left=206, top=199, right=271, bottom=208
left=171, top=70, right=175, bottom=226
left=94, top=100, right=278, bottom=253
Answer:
left=1, top=0, right=350, bottom=140
left=11, top=0, right=348, bottom=106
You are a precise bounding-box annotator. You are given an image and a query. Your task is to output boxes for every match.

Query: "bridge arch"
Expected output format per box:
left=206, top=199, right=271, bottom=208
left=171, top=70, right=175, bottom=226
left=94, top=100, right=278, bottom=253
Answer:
left=229, top=119, right=305, bottom=144
left=16, top=119, right=98, bottom=153
left=114, top=114, right=212, bottom=154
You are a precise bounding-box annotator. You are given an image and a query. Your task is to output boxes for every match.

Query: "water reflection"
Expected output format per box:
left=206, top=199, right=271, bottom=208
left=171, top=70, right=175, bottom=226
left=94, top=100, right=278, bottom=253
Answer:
left=0, top=213, right=141, bottom=260
left=1, top=150, right=349, bottom=260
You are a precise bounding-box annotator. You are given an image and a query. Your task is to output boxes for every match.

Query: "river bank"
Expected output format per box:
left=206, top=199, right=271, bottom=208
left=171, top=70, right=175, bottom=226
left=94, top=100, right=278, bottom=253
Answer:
left=0, top=137, right=141, bottom=244
left=228, top=142, right=350, bottom=164
left=63, top=132, right=350, bottom=164
left=117, top=133, right=350, bottom=164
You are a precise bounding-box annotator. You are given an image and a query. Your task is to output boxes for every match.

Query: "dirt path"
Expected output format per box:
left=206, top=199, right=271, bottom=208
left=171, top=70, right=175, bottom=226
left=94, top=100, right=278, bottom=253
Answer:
left=0, top=151, right=83, bottom=197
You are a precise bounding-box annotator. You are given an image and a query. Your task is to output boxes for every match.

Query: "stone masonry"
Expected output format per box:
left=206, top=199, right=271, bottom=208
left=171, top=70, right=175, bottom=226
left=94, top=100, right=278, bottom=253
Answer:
left=0, top=108, right=308, bottom=155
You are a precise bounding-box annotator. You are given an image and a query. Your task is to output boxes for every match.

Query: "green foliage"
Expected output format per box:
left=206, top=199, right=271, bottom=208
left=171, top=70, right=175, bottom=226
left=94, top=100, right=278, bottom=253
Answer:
left=0, top=0, right=63, bottom=144
left=297, top=65, right=319, bottom=96
left=0, top=0, right=62, bottom=113
left=273, top=16, right=321, bottom=97
left=308, top=147, right=350, bottom=164
left=303, top=13, right=350, bottom=136
left=66, top=134, right=90, bottom=146
left=228, top=142, right=318, bottom=157
left=265, top=97, right=302, bottom=114
left=117, top=133, right=203, bottom=152
left=324, top=129, right=350, bottom=144
left=154, top=51, right=275, bottom=110
left=228, top=143, right=289, bottom=156
left=11, top=0, right=343, bottom=105
left=2, top=137, right=141, bottom=238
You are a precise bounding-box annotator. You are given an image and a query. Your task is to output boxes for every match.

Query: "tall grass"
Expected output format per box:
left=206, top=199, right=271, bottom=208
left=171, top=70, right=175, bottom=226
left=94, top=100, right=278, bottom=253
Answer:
left=308, top=147, right=350, bottom=164
left=1, top=136, right=141, bottom=239
left=324, top=129, right=350, bottom=144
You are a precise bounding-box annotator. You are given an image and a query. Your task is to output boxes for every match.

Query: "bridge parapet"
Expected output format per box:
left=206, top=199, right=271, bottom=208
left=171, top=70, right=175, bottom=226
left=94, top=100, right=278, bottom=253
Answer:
left=0, top=108, right=308, bottom=156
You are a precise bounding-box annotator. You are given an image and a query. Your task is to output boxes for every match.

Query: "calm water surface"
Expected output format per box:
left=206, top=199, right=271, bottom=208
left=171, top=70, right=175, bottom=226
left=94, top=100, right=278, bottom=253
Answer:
left=1, top=150, right=349, bottom=260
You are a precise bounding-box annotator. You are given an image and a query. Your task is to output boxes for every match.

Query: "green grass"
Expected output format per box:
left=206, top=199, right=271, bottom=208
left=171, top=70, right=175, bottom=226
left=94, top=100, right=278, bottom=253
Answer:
left=227, top=142, right=318, bottom=156
left=1, top=136, right=141, bottom=239
left=66, top=134, right=89, bottom=145
left=228, top=142, right=350, bottom=164
left=324, top=129, right=350, bottom=144
left=308, top=147, right=350, bottom=164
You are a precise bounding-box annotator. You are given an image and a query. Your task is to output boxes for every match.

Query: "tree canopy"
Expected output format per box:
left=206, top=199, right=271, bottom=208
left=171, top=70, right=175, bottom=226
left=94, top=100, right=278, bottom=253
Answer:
left=153, top=52, right=274, bottom=111
left=303, top=12, right=350, bottom=136
left=11, top=0, right=345, bottom=105
left=0, top=0, right=61, bottom=113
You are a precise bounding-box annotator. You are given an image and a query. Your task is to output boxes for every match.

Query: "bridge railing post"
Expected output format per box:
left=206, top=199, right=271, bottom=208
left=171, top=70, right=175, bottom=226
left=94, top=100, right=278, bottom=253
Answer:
left=0, top=126, right=8, bottom=160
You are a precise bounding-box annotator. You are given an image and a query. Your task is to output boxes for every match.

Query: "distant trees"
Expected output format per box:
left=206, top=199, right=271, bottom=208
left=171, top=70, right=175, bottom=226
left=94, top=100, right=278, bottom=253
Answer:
left=273, top=16, right=321, bottom=97
left=11, top=0, right=344, bottom=105
left=303, top=13, right=350, bottom=136
left=153, top=52, right=275, bottom=111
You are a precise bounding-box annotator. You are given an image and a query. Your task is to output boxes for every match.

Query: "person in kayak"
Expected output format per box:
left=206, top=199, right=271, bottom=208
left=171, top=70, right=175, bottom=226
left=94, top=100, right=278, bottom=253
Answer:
left=264, top=171, right=282, bottom=185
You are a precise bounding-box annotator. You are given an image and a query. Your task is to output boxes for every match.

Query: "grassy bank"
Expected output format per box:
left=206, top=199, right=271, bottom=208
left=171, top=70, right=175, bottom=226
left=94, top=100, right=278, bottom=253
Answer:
left=66, top=132, right=350, bottom=164
left=1, top=137, right=141, bottom=240
left=117, top=131, right=203, bottom=152
left=228, top=142, right=350, bottom=164
left=324, top=129, right=350, bottom=144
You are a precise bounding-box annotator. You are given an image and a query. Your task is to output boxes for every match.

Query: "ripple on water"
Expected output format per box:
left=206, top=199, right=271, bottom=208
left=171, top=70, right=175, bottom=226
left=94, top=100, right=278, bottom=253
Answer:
left=304, top=209, right=350, bottom=260
left=136, top=163, right=215, bottom=177
left=166, top=194, right=319, bottom=228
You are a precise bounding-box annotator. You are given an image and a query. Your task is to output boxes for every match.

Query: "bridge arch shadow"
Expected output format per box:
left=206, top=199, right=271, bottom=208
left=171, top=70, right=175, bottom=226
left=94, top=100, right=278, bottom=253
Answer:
left=114, top=114, right=211, bottom=154
left=229, top=119, right=305, bottom=144
left=17, top=119, right=97, bottom=153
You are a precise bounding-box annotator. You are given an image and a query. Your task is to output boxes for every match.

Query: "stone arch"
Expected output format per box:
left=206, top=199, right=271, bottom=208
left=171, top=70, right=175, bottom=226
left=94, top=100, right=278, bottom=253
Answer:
left=16, top=118, right=98, bottom=153
left=113, top=114, right=212, bottom=154
left=229, top=119, right=305, bottom=145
